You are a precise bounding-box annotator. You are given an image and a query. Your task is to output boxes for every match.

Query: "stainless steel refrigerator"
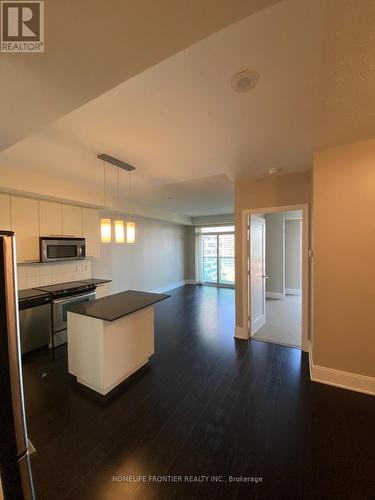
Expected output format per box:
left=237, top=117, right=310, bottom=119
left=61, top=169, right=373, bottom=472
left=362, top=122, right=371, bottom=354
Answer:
left=0, top=231, right=35, bottom=499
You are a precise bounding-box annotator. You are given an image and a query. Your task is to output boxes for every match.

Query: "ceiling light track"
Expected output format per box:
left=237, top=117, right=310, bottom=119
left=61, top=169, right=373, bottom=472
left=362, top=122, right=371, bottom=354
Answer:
left=97, top=153, right=135, bottom=172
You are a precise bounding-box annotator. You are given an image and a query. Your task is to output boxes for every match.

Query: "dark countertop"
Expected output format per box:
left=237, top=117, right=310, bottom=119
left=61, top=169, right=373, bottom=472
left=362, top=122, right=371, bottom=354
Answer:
left=67, top=290, right=170, bottom=322
left=80, top=278, right=112, bottom=285
left=18, top=279, right=111, bottom=302
left=18, top=288, right=50, bottom=301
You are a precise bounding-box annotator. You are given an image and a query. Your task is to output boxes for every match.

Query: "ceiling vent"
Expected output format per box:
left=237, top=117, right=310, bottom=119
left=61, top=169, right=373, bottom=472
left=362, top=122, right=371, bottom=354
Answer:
left=231, top=70, right=259, bottom=93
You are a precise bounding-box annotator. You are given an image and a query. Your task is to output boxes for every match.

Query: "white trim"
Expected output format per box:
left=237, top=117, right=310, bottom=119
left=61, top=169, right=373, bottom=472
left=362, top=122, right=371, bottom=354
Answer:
left=309, top=342, right=375, bottom=396
left=266, top=291, right=285, bottom=300
left=285, top=288, right=301, bottom=296
left=185, top=279, right=198, bottom=285
left=151, top=279, right=197, bottom=294
left=241, top=204, right=309, bottom=351
left=234, top=326, right=249, bottom=340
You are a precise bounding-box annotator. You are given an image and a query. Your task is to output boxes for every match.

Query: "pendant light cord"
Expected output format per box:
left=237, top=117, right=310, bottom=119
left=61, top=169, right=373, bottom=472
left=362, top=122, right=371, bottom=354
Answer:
left=103, top=160, right=106, bottom=206
left=117, top=167, right=120, bottom=211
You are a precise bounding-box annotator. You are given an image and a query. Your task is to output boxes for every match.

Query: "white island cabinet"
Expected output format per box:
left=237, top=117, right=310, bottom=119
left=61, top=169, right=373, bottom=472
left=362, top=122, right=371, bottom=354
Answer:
left=67, top=290, right=169, bottom=395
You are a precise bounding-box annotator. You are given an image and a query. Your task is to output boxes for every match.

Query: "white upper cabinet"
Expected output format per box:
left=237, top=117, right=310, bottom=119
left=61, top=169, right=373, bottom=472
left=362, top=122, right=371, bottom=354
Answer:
left=0, top=193, right=11, bottom=230
left=2, top=194, right=101, bottom=261
left=39, top=201, right=63, bottom=236
left=82, top=208, right=100, bottom=258
left=62, top=205, right=82, bottom=237
left=11, top=197, right=39, bottom=263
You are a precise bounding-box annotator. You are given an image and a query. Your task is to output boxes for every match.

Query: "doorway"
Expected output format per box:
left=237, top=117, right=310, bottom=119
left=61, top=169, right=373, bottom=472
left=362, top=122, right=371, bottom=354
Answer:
left=245, top=206, right=308, bottom=350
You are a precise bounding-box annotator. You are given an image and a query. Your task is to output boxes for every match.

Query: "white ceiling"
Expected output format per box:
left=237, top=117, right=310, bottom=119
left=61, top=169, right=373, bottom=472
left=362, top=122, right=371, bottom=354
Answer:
left=135, top=175, right=234, bottom=217
left=1, top=0, right=375, bottom=219
left=0, top=0, right=278, bottom=151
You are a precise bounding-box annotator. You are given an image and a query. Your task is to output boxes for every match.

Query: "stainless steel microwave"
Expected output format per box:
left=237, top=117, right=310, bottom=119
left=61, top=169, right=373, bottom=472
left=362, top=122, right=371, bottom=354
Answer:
left=39, top=237, right=86, bottom=262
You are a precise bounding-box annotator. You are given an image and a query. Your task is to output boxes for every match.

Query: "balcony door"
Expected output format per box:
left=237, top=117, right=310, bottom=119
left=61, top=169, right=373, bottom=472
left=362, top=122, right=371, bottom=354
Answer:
left=201, top=226, right=235, bottom=286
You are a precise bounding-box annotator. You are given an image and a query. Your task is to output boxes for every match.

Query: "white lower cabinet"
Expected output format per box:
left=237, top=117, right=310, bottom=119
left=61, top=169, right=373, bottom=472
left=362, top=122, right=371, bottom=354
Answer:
left=96, top=283, right=111, bottom=299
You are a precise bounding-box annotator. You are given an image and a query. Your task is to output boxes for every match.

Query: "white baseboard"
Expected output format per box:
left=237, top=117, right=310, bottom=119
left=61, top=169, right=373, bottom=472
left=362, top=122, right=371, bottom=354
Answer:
left=151, top=279, right=197, bottom=294
left=266, top=291, right=284, bottom=299
left=234, top=326, right=249, bottom=340
left=185, top=279, right=198, bottom=285
left=308, top=342, right=375, bottom=396
left=286, top=288, right=301, bottom=295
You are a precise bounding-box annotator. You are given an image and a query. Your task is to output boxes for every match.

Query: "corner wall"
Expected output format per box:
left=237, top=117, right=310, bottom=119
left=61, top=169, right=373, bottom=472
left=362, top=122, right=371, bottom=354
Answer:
left=285, top=219, right=302, bottom=293
left=313, top=139, right=375, bottom=378
left=265, top=212, right=285, bottom=297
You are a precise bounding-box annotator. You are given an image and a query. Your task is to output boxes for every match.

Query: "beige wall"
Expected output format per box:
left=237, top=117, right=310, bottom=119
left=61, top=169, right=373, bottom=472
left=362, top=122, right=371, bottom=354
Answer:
left=313, top=140, right=375, bottom=377
left=235, top=171, right=311, bottom=328
left=265, top=212, right=284, bottom=295
left=285, top=219, right=301, bottom=291
left=185, top=226, right=197, bottom=281
left=192, top=214, right=234, bottom=225
left=91, top=213, right=189, bottom=293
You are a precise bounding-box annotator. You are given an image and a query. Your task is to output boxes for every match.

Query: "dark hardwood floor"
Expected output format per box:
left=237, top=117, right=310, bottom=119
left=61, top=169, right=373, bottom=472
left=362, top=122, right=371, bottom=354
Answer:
left=22, top=285, right=375, bottom=499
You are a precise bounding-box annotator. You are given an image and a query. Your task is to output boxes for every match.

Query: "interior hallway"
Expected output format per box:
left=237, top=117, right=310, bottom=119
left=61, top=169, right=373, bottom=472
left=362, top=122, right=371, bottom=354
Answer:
left=22, top=285, right=375, bottom=499
left=254, top=295, right=302, bottom=348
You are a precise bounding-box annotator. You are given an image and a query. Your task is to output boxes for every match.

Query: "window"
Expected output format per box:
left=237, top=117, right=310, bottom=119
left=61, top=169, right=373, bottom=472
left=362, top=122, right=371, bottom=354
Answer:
left=200, top=225, right=234, bottom=234
left=199, top=226, right=235, bottom=286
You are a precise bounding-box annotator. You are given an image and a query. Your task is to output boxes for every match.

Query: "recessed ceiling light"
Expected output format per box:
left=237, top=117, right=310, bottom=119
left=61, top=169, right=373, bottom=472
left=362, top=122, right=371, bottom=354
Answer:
left=231, top=70, right=259, bottom=93
left=268, top=168, right=283, bottom=175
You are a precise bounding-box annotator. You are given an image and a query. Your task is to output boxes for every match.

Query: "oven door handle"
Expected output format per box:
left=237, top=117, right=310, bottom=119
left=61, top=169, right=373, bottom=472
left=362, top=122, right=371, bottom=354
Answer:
left=52, top=291, right=96, bottom=305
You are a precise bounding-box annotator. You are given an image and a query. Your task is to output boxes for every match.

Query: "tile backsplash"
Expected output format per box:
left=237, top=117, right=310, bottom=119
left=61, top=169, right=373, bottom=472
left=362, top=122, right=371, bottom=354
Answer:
left=17, top=261, right=91, bottom=290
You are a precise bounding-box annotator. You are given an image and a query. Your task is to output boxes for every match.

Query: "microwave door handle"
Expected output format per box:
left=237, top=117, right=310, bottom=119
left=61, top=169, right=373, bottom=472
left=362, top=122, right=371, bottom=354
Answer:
left=42, top=242, right=47, bottom=262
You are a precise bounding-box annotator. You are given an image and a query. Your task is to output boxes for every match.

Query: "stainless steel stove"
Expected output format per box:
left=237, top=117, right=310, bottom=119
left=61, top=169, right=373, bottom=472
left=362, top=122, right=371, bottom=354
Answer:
left=35, top=281, right=97, bottom=348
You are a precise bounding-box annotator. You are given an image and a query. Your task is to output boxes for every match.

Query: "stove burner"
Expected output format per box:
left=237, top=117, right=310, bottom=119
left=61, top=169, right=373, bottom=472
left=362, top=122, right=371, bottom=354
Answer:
left=35, top=281, right=96, bottom=298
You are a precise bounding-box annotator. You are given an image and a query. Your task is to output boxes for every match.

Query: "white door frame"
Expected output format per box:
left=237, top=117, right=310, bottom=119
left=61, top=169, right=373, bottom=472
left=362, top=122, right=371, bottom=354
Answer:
left=241, top=204, right=309, bottom=352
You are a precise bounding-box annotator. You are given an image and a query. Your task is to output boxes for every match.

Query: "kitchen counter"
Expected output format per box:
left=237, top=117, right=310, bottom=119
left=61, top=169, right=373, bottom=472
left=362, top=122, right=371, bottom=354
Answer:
left=79, top=278, right=112, bottom=286
left=18, top=288, right=50, bottom=301
left=67, top=290, right=170, bottom=395
left=67, top=290, right=169, bottom=322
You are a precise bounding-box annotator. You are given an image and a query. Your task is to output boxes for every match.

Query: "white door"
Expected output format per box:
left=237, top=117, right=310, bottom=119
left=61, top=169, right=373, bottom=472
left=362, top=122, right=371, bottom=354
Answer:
left=249, top=215, right=266, bottom=336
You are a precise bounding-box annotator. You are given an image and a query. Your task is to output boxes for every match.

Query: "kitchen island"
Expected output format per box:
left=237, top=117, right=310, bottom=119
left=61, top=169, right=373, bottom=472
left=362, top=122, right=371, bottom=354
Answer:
left=67, top=290, right=169, bottom=395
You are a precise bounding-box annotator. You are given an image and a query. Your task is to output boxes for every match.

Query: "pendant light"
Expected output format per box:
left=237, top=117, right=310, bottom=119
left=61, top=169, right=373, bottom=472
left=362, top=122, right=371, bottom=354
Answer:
left=114, top=167, right=125, bottom=244
left=126, top=221, right=135, bottom=244
left=115, top=220, right=125, bottom=243
left=100, top=160, right=112, bottom=242
left=97, top=153, right=136, bottom=244
left=101, top=218, right=112, bottom=243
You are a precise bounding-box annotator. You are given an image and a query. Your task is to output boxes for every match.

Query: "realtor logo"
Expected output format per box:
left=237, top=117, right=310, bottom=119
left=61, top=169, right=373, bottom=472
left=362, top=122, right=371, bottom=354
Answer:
left=1, top=0, right=44, bottom=52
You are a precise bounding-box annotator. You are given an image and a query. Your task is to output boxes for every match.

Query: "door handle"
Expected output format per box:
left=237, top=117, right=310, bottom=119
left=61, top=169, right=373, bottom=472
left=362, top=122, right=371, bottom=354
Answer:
left=262, top=275, right=269, bottom=279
